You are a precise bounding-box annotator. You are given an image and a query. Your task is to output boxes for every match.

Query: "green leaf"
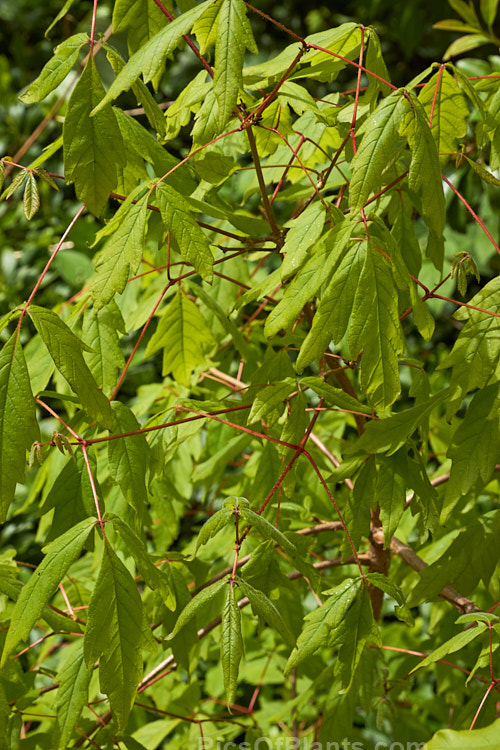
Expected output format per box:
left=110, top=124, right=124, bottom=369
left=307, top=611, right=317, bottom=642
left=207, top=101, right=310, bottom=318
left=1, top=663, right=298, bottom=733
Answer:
left=417, top=68, right=469, bottom=167
left=438, top=276, right=500, bottom=394
left=113, top=0, right=168, bottom=57
left=23, top=173, right=40, bottom=220
left=240, top=507, right=319, bottom=587
left=448, top=0, right=482, bottom=25
left=463, top=155, right=500, bottom=186
left=349, top=90, right=406, bottom=211
left=195, top=507, right=234, bottom=553
left=410, top=622, right=487, bottom=675
left=366, top=572, right=414, bottom=626
left=41, top=453, right=96, bottom=541
left=1, top=517, right=95, bottom=666
left=84, top=544, right=148, bottom=730
left=300, top=376, right=372, bottom=415
left=156, top=183, right=213, bottom=283
left=188, top=280, right=248, bottom=359
left=45, top=0, right=77, bottom=37
left=221, top=584, right=244, bottom=705
left=164, top=70, right=212, bottom=140
left=0, top=331, right=40, bottom=521
left=63, top=57, right=126, bottom=216
left=408, top=511, right=500, bottom=606
left=19, top=33, right=89, bottom=103
left=237, top=578, right=295, bottom=646
left=441, top=384, right=500, bottom=521
left=423, top=717, right=500, bottom=748
left=2, top=168, right=28, bottom=200
left=247, top=379, right=296, bottom=424
left=213, top=0, right=258, bottom=129
left=443, top=33, right=492, bottom=60
left=349, top=390, right=450, bottom=456
left=266, top=220, right=353, bottom=339
left=91, top=188, right=149, bottom=310
left=104, top=42, right=167, bottom=138
left=82, top=302, right=125, bottom=396
left=110, top=514, right=175, bottom=610
left=332, top=587, right=377, bottom=690
left=481, top=0, right=499, bottom=27
left=340, top=457, right=375, bottom=561
left=348, top=238, right=404, bottom=408
left=295, top=240, right=365, bottom=372
left=53, top=640, right=92, bottom=750
left=92, top=1, right=213, bottom=113
left=108, top=401, right=151, bottom=522
left=145, top=289, right=215, bottom=386
left=27, top=305, right=113, bottom=429
left=405, top=95, right=446, bottom=239
left=285, top=578, right=363, bottom=673
left=166, top=577, right=229, bottom=640
left=280, top=201, right=328, bottom=280
left=376, top=452, right=407, bottom=544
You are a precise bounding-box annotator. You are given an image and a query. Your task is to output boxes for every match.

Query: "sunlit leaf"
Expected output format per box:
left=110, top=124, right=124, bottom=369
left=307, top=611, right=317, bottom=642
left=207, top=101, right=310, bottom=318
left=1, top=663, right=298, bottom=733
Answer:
left=0, top=331, right=40, bottom=521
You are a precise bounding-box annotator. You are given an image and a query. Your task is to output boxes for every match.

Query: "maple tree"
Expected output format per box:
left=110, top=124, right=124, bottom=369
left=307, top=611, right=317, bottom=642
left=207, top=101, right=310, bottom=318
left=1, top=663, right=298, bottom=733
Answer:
left=1, top=0, right=500, bottom=748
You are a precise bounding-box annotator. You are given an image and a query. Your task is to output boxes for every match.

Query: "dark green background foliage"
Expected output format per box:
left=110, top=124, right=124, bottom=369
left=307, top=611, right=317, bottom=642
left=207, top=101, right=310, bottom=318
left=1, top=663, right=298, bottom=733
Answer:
left=1, top=1, right=500, bottom=748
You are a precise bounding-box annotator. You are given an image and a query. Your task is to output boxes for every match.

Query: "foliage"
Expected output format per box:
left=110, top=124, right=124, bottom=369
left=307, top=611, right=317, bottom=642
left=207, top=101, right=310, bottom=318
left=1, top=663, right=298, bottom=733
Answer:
left=1, top=1, right=500, bottom=748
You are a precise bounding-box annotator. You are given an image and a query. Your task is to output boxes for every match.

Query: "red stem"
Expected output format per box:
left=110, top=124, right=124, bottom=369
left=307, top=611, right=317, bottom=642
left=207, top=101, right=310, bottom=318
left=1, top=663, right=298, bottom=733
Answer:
left=442, top=174, right=500, bottom=255
left=17, top=204, right=86, bottom=330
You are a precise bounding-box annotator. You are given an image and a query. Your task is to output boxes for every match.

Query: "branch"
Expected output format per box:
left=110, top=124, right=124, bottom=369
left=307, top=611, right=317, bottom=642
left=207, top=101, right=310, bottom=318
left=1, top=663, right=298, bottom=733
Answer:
left=371, top=528, right=478, bottom=614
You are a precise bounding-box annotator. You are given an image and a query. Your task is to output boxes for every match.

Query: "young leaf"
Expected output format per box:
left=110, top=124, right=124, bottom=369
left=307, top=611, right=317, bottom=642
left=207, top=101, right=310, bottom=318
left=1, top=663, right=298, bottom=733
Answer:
left=2, top=168, right=28, bottom=200
left=63, top=57, right=126, bottom=216
left=145, top=289, right=215, bottom=386
left=92, top=1, right=213, bottom=113
left=23, top=173, right=40, bottom=220
left=237, top=578, right=295, bottom=646
left=156, top=183, right=214, bottom=283
left=19, top=33, right=89, bottom=104
left=1, top=517, right=95, bottom=666
left=221, top=584, right=244, bottom=705
left=213, top=0, right=258, bottom=129
left=52, top=640, right=92, bottom=750
left=285, top=578, right=363, bottom=673
left=108, top=401, right=151, bottom=522
left=165, top=577, right=229, bottom=640
left=194, top=507, right=234, bottom=553
left=349, top=90, right=406, bottom=211
left=84, top=544, right=149, bottom=730
left=0, top=331, right=40, bottom=521
left=27, top=305, right=113, bottom=429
